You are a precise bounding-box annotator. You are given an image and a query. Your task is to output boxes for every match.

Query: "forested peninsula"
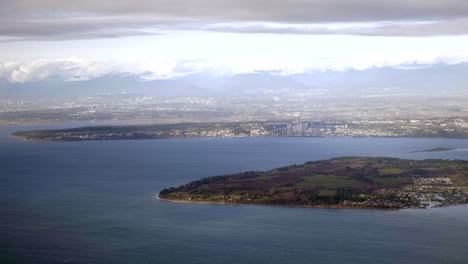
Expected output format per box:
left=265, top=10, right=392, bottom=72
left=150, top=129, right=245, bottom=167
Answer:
left=159, top=157, right=468, bottom=209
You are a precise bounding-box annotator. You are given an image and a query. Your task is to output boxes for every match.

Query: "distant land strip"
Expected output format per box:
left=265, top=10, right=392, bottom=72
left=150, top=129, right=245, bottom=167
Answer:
left=409, top=147, right=456, bottom=153
left=159, top=157, right=468, bottom=209
left=12, top=120, right=468, bottom=142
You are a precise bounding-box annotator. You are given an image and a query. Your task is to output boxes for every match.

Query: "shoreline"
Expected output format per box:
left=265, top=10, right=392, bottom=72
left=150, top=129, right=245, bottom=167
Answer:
left=10, top=135, right=51, bottom=142
left=157, top=195, right=468, bottom=210
left=10, top=134, right=468, bottom=143
left=157, top=195, right=402, bottom=210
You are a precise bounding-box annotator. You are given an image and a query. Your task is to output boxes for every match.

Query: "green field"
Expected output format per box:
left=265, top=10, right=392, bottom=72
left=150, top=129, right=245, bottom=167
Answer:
left=297, top=175, right=360, bottom=188
left=378, top=168, right=406, bottom=175
left=373, top=177, right=411, bottom=185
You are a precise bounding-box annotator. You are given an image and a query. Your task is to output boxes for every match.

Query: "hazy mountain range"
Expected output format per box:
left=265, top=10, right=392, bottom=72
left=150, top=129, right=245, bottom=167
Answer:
left=1, top=62, right=467, bottom=99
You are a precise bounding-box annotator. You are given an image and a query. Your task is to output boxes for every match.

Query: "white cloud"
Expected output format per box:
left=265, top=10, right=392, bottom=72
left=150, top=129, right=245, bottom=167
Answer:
left=2, top=1, right=468, bottom=41
left=2, top=55, right=468, bottom=83
left=206, top=19, right=468, bottom=37
left=0, top=58, right=186, bottom=83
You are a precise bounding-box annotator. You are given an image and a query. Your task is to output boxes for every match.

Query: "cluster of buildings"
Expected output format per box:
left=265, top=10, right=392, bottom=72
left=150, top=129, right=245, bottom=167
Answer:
left=24, top=118, right=467, bottom=142
left=342, top=177, right=467, bottom=209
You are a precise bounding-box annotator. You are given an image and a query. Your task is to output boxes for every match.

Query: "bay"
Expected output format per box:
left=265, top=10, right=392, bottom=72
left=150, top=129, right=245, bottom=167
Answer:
left=1, top=123, right=467, bottom=264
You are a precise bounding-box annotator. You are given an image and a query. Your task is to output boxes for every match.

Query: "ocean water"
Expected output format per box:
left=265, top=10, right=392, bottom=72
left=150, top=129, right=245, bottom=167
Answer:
left=1, top=123, right=468, bottom=264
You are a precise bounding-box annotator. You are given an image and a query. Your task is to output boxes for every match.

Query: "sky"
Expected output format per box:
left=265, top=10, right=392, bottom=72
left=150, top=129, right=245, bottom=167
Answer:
left=1, top=0, right=468, bottom=82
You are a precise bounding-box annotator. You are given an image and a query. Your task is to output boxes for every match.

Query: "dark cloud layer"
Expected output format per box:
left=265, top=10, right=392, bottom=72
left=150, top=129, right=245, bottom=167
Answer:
left=1, top=0, right=468, bottom=40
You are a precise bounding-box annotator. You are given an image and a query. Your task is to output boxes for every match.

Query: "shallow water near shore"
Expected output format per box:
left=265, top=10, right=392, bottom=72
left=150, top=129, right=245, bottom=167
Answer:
left=1, top=123, right=468, bottom=264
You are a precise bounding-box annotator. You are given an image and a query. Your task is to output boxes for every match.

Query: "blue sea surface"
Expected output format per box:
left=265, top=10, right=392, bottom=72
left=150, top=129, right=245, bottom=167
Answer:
left=1, top=123, right=468, bottom=264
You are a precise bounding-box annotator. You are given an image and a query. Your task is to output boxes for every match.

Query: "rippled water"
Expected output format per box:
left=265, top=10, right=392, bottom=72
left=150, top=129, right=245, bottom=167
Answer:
left=1, top=124, right=467, bottom=264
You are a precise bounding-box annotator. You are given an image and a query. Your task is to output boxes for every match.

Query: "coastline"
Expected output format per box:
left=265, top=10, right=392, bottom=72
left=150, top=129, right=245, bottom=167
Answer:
left=157, top=195, right=468, bottom=210
left=10, top=135, right=49, bottom=142
left=8, top=119, right=468, bottom=142
left=157, top=195, right=401, bottom=210
left=11, top=134, right=468, bottom=143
